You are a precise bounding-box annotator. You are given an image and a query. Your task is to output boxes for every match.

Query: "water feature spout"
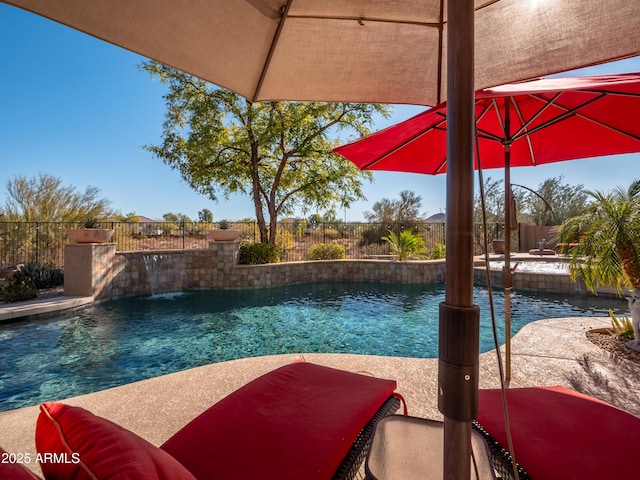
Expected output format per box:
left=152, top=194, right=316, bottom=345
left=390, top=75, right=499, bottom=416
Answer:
left=143, top=254, right=186, bottom=295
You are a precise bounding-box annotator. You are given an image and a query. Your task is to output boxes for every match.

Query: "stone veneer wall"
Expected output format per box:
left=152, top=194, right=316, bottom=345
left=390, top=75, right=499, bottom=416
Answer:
left=474, top=266, right=588, bottom=295
left=473, top=264, right=623, bottom=297
left=68, top=242, right=614, bottom=302
left=85, top=241, right=447, bottom=302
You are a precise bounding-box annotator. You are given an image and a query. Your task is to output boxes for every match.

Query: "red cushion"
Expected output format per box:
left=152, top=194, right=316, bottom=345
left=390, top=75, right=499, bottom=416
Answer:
left=477, top=386, right=640, bottom=480
left=0, top=447, right=42, bottom=479
left=35, top=402, right=196, bottom=480
left=161, top=362, right=397, bottom=480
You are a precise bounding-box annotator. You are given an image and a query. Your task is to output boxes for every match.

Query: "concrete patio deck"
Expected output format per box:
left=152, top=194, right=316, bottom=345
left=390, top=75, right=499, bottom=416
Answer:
left=0, top=314, right=616, bottom=476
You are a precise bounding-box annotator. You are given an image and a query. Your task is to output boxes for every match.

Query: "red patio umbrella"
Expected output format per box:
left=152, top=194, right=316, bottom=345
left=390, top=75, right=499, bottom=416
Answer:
left=335, top=73, right=640, bottom=175
left=335, top=72, right=640, bottom=378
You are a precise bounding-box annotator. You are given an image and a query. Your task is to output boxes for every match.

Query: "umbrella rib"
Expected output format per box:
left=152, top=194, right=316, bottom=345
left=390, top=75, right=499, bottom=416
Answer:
left=526, top=92, right=640, bottom=142
left=243, top=0, right=281, bottom=19
left=288, top=0, right=500, bottom=27
left=511, top=92, right=563, bottom=140
left=512, top=93, right=608, bottom=140
left=511, top=97, right=538, bottom=165
left=361, top=115, right=448, bottom=170
left=286, top=14, right=440, bottom=27
left=253, top=0, right=293, bottom=101
left=473, top=102, right=504, bottom=142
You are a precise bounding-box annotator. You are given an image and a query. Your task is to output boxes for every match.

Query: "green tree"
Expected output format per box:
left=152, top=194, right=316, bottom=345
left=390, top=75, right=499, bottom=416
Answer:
left=360, top=190, right=424, bottom=245
left=116, top=212, right=140, bottom=223
left=559, top=181, right=640, bottom=294
left=521, top=175, right=589, bottom=225
left=361, top=190, right=426, bottom=245
left=141, top=61, right=389, bottom=244
left=162, top=212, right=192, bottom=223
left=0, top=173, right=112, bottom=222
left=473, top=177, right=527, bottom=224
left=198, top=209, right=213, bottom=223
left=365, top=190, right=425, bottom=224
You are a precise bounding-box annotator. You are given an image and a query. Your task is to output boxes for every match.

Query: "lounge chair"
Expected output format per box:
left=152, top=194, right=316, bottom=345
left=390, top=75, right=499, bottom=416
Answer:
left=474, top=386, right=640, bottom=480
left=8, top=362, right=402, bottom=480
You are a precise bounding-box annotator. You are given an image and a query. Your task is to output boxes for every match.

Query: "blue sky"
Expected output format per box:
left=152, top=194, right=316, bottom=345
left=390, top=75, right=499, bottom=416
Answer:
left=1, top=4, right=639, bottom=222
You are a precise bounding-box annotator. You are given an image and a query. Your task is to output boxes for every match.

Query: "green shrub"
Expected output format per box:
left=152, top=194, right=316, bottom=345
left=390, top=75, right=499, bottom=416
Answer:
left=430, top=242, right=446, bottom=259
left=308, top=243, right=346, bottom=260
left=0, top=279, right=38, bottom=303
left=382, top=229, right=426, bottom=261
left=239, top=242, right=281, bottom=264
left=17, top=263, right=64, bottom=289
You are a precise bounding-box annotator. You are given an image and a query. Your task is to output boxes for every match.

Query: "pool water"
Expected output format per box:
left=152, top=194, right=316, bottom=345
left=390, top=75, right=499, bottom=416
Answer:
left=0, top=282, right=625, bottom=412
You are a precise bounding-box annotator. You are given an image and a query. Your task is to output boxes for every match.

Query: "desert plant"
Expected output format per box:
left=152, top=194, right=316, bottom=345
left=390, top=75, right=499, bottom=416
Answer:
left=560, top=182, right=640, bottom=350
left=81, top=217, right=100, bottom=228
left=239, top=243, right=280, bottom=264
left=0, top=278, right=38, bottom=303
left=560, top=182, right=640, bottom=294
left=218, top=219, right=230, bottom=230
left=308, top=243, right=346, bottom=260
left=609, top=310, right=635, bottom=340
left=382, top=229, right=426, bottom=261
left=430, top=242, right=446, bottom=259
left=17, top=263, right=64, bottom=289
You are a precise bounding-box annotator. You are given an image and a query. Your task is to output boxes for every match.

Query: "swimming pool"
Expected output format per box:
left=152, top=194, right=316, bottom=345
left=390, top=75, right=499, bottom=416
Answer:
left=0, top=282, right=625, bottom=412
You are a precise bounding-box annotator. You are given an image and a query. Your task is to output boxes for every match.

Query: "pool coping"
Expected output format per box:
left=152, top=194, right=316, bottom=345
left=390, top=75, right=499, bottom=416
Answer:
left=0, top=295, right=93, bottom=323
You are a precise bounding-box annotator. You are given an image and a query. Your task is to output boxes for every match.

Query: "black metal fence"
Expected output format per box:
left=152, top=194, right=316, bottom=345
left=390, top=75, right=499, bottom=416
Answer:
left=0, top=221, right=507, bottom=269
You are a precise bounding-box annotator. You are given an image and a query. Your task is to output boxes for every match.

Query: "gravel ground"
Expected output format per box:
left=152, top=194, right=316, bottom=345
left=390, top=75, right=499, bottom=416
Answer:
left=586, top=330, right=640, bottom=364
left=570, top=330, right=640, bottom=417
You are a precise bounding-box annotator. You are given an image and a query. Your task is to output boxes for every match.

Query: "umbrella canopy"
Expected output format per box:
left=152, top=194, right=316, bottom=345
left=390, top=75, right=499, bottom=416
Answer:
left=3, top=0, right=640, bottom=105
left=334, top=73, right=640, bottom=174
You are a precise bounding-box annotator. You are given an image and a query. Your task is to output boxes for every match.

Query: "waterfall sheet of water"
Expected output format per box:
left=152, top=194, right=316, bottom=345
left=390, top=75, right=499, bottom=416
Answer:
left=142, top=254, right=186, bottom=295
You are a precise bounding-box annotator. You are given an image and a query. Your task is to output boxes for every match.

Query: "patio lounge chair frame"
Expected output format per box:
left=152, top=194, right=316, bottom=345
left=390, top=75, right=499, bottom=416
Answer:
left=472, top=421, right=531, bottom=480
left=334, top=395, right=402, bottom=479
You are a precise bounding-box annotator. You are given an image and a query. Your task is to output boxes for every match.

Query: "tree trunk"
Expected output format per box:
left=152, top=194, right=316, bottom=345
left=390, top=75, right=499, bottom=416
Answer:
left=249, top=145, right=269, bottom=243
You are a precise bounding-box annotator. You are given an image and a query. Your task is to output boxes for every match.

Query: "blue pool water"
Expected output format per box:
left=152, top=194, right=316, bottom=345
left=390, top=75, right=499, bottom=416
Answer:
left=0, top=282, right=625, bottom=412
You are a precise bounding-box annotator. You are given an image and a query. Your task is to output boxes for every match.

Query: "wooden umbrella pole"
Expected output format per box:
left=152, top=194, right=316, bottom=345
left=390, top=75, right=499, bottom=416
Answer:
left=503, top=98, right=513, bottom=380
left=439, top=1, right=478, bottom=479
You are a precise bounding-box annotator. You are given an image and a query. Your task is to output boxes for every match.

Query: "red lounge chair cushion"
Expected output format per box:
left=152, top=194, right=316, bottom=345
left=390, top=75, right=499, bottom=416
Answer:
left=477, top=386, right=640, bottom=480
left=161, top=362, right=397, bottom=480
left=0, top=447, right=42, bottom=479
left=35, top=402, right=196, bottom=480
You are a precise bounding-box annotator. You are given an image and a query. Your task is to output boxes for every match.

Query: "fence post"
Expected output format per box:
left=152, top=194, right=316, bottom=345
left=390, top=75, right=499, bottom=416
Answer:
left=35, top=222, right=40, bottom=264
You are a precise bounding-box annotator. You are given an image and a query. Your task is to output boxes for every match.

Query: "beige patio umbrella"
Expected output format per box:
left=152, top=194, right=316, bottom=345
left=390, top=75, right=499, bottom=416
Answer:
left=4, top=1, right=639, bottom=105
left=4, top=1, right=639, bottom=479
